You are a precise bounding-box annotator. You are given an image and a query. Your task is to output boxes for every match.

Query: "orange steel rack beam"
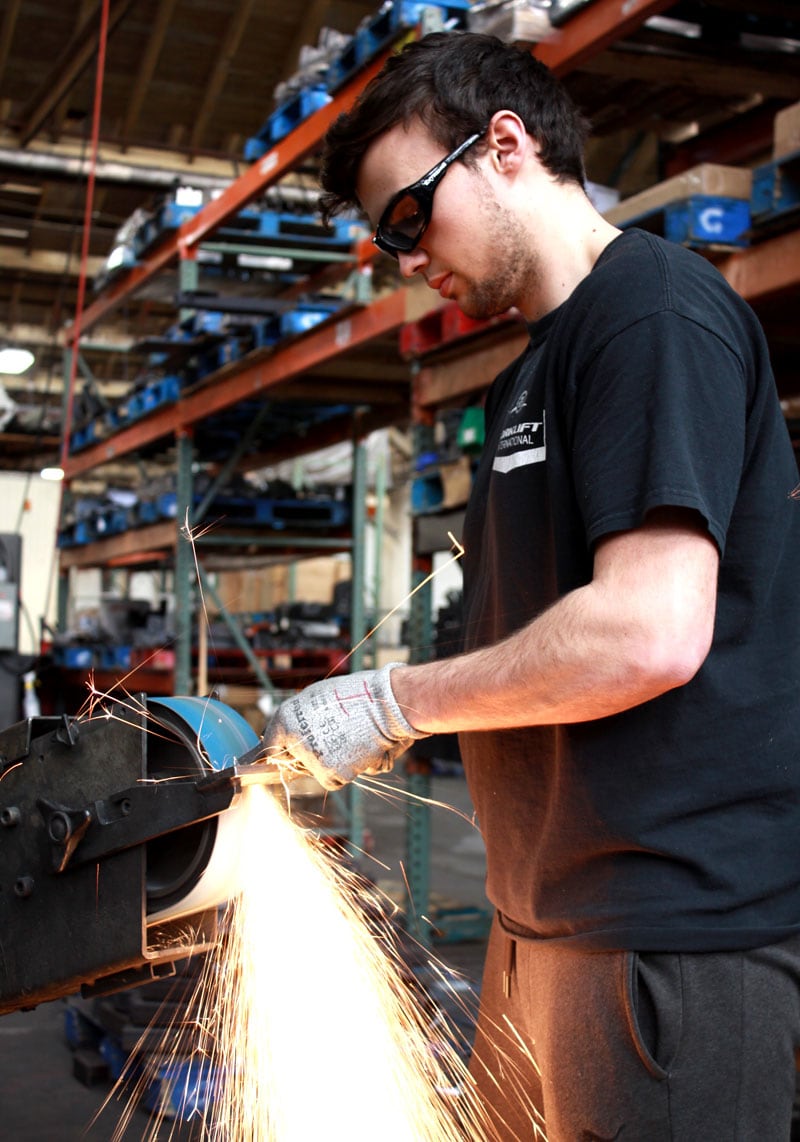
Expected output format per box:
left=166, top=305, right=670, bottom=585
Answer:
left=534, top=0, right=675, bottom=75
left=717, top=228, right=800, bottom=307
left=66, top=49, right=392, bottom=340
left=69, top=0, right=671, bottom=343
left=62, top=286, right=418, bottom=477
left=60, top=0, right=691, bottom=480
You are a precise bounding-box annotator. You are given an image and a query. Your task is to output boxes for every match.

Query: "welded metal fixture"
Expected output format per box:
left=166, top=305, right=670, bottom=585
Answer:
left=0, top=695, right=278, bottom=1015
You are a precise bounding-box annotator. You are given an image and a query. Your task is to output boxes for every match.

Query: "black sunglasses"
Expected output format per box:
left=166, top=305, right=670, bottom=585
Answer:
left=372, top=129, right=486, bottom=258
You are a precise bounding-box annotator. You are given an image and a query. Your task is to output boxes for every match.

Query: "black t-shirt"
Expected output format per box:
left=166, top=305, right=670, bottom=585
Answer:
left=460, top=228, right=800, bottom=951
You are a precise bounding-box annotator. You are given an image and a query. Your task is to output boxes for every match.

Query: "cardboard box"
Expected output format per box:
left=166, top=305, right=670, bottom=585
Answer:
left=440, top=456, right=473, bottom=510
left=774, top=101, right=800, bottom=161
left=605, top=164, right=752, bottom=227
left=216, top=555, right=350, bottom=612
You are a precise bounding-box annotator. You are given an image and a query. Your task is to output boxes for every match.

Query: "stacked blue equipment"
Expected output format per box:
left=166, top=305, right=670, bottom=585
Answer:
left=614, top=194, right=751, bottom=250
left=244, top=0, right=471, bottom=161
left=136, top=198, right=364, bottom=255
left=244, top=86, right=332, bottom=162
left=328, top=0, right=470, bottom=90
left=121, top=375, right=181, bottom=424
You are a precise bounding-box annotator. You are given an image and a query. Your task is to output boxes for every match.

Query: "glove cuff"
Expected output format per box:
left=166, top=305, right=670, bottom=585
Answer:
left=378, top=662, right=431, bottom=741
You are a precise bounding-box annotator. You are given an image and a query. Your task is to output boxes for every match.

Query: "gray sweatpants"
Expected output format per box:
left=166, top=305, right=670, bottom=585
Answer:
left=468, top=914, right=800, bottom=1141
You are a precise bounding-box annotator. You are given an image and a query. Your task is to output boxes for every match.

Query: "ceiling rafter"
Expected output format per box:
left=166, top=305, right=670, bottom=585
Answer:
left=0, top=0, right=22, bottom=96
left=0, top=0, right=796, bottom=431
left=120, top=0, right=179, bottom=148
left=189, top=0, right=258, bottom=155
left=49, top=0, right=97, bottom=144
left=16, top=0, right=137, bottom=147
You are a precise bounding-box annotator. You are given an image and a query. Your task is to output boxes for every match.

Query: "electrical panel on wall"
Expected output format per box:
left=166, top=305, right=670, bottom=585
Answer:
left=0, top=534, right=21, bottom=653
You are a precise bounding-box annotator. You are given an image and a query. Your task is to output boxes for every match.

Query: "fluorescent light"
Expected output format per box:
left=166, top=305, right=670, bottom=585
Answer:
left=0, top=347, right=34, bottom=374
left=645, top=15, right=701, bottom=38
left=175, top=186, right=204, bottom=207
left=238, top=253, right=293, bottom=270
left=40, top=467, right=64, bottom=482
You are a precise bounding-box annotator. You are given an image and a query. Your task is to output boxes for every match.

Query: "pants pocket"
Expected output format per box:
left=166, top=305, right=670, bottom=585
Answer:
left=624, top=951, right=684, bottom=1078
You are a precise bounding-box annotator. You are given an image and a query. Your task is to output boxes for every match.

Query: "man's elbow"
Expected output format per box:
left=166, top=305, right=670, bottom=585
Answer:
left=639, top=618, right=714, bottom=694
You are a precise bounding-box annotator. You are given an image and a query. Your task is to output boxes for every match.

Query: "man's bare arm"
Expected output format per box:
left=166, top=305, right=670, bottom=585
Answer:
left=390, top=507, right=719, bottom=734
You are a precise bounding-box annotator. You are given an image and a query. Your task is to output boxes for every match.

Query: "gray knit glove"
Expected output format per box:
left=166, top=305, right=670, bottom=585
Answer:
left=260, top=664, right=430, bottom=790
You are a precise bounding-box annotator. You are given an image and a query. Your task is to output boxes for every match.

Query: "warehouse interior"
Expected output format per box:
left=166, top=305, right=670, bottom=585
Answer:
left=1, top=0, right=799, bottom=1135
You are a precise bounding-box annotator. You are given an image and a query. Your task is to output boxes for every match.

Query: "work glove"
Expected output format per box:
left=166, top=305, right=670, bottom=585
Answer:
left=260, top=663, right=430, bottom=790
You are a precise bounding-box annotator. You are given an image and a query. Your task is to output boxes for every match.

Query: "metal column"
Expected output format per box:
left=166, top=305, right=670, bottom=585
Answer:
left=174, top=431, right=195, bottom=696
left=405, top=559, right=434, bottom=946
left=346, top=424, right=368, bottom=858
left=405, top=423, right=436, bottom=946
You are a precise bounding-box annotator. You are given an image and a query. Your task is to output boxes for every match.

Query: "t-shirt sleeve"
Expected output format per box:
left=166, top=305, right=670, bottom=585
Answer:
left=569, top=309, right=747, bottom=555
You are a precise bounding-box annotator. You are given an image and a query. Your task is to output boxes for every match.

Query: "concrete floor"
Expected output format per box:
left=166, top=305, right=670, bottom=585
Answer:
left=2, top=772, right=489, bottom=1140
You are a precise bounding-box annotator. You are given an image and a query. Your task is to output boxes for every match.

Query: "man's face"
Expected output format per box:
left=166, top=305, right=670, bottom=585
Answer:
left=357, top=119, right=536, bottom=320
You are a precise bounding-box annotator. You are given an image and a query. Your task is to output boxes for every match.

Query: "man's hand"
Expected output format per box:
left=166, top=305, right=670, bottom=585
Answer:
left=260, top=664, right=430, bottom=790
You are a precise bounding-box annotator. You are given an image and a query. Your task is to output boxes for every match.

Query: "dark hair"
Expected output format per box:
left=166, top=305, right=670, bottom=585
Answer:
left=319, top=31, right=589, bottom=222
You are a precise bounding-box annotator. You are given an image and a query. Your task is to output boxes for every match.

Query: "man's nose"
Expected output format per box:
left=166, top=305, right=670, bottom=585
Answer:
left=397, top=246, right=429, bottom=278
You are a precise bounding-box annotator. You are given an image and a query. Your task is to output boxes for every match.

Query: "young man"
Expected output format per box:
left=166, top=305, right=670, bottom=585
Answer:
left=261, top=32, right=800, bottom=1140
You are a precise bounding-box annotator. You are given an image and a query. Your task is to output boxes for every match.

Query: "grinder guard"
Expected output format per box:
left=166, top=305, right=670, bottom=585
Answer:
left=0, top=695, right=260, bottom=1014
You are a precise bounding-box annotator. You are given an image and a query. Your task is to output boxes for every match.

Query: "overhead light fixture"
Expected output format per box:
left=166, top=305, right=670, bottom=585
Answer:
left=0, top=347, right=35, bottom=375
left=645, top=15, right=702, bottom=39
left=40, top=467, right=64, bottom=482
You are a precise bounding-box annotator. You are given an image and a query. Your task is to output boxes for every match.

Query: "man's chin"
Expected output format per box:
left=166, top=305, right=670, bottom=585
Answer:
left=457, top=295, right=509, bottom=322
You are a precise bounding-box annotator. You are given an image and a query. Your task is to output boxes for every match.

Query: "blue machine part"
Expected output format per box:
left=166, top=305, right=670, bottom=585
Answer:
left=142, top=697, right=261, bottom=924
left=279, top=298, right=341, bottom=337
left=616, top=195, right=751, bottom=249
left=664, top=196, right=751, bottom=247
left=149, top=696, right=258, bottom=772
left=145, top=1057, right=219, bottom=1121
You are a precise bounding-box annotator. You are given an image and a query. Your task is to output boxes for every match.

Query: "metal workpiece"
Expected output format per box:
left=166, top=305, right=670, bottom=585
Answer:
left=0, top=695, right=273, bottom=1015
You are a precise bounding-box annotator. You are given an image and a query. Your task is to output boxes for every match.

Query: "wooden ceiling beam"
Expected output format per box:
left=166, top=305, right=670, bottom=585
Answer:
left=189, top=0, right=257, bottom=155
left=0, top=320, right=133, bottom=352
left=0, top=0, right=22, bottom=95
left=121, top=0, right=178, bottom=148
left=49, top=0, right=96, bottom=144
left=0, top=245, right=105, bottom=277
left=16, top=0, right=138, bottom=147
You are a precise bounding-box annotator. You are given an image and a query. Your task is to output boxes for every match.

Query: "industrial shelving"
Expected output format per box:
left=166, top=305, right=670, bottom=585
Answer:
left=55, top=0, right=800, bottom=940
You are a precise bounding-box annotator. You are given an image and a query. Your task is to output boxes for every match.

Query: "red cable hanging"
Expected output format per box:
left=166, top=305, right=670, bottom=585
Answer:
left=59, top=0, right=111, bottom=472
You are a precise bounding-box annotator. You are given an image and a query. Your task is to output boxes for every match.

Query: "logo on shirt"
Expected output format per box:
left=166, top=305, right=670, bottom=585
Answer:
left=508, top=390, right=528, bottom=417
left=493, top=408, right=546, bottom=474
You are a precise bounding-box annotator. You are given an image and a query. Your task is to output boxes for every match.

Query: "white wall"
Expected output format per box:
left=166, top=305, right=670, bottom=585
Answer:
left=0, top=473, right=62, bottom=653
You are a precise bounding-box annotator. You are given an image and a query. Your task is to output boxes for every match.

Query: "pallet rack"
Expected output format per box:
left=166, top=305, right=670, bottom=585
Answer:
left=56, top=0, right=800, bottom=941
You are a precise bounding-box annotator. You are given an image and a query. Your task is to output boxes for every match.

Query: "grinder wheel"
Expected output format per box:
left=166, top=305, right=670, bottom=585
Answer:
left=141, top=696, right=260, bottom=922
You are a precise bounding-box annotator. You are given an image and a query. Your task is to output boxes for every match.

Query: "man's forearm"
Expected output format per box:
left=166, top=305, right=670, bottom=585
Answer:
left=390, top=514, right=719, bottom=735
left=390, top=588, right=676, bottom=733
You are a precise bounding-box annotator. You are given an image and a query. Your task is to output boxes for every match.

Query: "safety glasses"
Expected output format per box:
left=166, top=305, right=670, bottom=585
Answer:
left=372, top=129, right=485, bottom=258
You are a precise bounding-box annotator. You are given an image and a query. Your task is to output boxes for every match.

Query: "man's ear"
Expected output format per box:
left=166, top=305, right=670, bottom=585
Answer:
left=486, top=111, right=529, bottom=176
